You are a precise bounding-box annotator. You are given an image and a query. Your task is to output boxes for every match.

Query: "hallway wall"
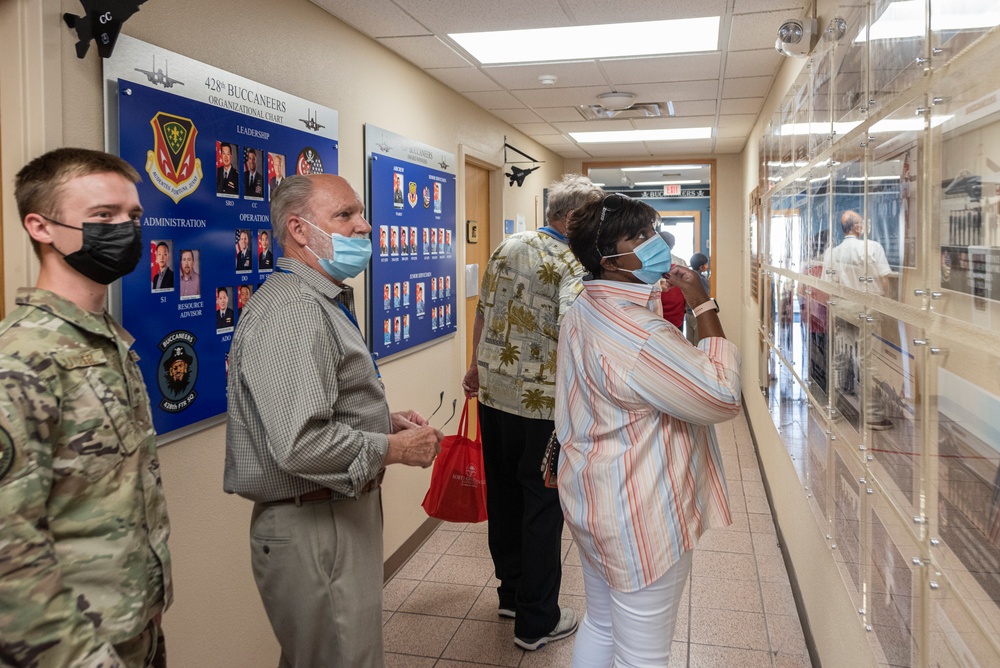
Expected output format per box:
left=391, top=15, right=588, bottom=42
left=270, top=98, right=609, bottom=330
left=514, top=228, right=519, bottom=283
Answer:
left=0, top=0, right=570, bottom=665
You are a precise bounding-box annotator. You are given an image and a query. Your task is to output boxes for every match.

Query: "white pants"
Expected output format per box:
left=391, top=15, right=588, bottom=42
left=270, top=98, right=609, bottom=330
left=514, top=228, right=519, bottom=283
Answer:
left=572, top=549, right=693, bottom=668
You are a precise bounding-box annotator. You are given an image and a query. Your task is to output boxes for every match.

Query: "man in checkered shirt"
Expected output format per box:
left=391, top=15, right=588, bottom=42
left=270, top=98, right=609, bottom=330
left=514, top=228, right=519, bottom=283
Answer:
left=224, top=173, right=442, bottom=667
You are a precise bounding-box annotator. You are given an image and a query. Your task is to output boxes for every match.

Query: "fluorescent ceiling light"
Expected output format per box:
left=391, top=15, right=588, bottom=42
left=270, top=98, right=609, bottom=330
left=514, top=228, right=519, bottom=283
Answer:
left=635, top=179, right=701, bottom=185
left=591, top=182, right=606, bottom=186
left=570, top=127, right=713, bottom=143
left=621, top=164, right=707, bottom=171
left=856, top=0, right=1000, bottom=42
left=846, top=175, right=901, bottom=181
left=450, top=17, right=720, bottom=65
left=810, top=175, right=830, bottom=182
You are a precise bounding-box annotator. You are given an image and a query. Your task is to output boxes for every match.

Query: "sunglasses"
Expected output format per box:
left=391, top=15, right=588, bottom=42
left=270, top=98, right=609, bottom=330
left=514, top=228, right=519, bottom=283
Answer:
left=595, top=193, right=630, bottom=255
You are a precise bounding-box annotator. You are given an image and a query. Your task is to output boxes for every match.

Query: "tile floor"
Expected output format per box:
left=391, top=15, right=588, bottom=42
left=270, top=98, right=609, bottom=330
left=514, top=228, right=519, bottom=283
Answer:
left=382, top=409, right=813, bottom=667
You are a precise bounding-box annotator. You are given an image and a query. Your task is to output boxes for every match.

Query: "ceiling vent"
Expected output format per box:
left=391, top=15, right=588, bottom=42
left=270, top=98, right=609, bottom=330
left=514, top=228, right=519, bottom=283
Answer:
left=577, top=100, right=675, bottom=120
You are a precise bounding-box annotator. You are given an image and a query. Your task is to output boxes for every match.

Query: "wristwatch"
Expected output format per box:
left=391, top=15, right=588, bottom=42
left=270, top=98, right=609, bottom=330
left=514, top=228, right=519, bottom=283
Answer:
left=691, top=298, right=719, bottom=317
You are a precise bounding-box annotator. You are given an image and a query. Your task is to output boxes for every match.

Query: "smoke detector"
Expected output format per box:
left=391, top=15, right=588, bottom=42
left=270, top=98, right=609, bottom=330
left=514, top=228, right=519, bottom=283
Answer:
left=597, top=91, right=637, bottom=110
left=537, top=74, right=558, bottom=86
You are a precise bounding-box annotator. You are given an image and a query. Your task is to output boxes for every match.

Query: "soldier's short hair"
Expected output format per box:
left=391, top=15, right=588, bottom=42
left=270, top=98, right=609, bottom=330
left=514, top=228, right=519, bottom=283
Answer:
left=545, top=174, right=604, bottom=226
left=15, top=148, right=140, bottom=255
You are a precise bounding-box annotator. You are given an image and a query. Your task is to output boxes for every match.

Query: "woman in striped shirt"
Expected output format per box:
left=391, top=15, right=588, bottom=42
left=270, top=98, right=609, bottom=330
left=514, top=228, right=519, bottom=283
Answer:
left=556, top=194, right=742, bottom=667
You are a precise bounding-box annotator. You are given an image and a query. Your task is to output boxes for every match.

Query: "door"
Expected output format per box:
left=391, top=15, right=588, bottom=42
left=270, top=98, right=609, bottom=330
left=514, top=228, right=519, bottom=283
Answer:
left=464, top=161, right=491, bottom=425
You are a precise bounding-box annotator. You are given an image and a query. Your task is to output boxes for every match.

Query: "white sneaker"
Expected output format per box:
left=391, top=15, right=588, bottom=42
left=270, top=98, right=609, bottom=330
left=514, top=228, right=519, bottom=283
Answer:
left=498, top=607, right=515, bottom=619
left=514, top=608, right=578, bottom=651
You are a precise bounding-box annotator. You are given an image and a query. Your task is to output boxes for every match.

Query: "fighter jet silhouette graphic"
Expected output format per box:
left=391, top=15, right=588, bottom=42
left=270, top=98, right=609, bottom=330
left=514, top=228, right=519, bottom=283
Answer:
left=64, top=0, right=149, bottom=59
left=134, top=56, right=183, bottom=88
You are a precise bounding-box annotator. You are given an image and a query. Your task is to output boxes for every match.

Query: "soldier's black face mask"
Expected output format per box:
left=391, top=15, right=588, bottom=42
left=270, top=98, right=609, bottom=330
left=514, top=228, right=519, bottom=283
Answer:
left=41, top=215, right=143, bottom=285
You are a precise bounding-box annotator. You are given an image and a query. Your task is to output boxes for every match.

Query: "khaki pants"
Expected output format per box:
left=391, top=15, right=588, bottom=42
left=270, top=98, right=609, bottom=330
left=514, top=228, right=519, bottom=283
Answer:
left=250, top=490, right=384, bottom=668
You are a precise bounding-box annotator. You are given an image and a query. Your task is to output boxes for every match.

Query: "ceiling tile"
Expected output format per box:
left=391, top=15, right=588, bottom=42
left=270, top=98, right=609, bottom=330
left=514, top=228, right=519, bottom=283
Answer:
left=720, top=97, right=765, bottom=114
left=722, top=75, right=773, bottom=99
left=534, top=135, right=580, bottom=149
left=625, top=80, right=721, bottom=102
left=426, top=67, right=503, bottom=92
left=484, top=61, right=607, bottom=90
left=728, top=10, right=793, bottom=51
left=517, top=85, right=613, bottom=107
left=552, top=119, right=637, bottom=133
left=534, top=107, right=588, bottom=122
left=376, top=35, right=472, bottom=69
left=724, top=48, right=782, bottom=79
left=511, top=122, right=562, bottom=136
left=599, top=53, right=723, bottom=85
left=396, top=0, right=571, bottom=33
left=564, top=0, right=728, bottom=23
left=309, top=0, right=430, bottom=38
left=717, top=113, right=759, bottom=129
left=491, top=108, right=546, bottom=124
left=672, top=99, right=719, bottom=116
left=462, top=90, right=525, bottom=109
left=714, top=139, right=748, bottom=153
left=583, top=144, right=658, bottom=158
left=631, top=116, right=717, bottom=129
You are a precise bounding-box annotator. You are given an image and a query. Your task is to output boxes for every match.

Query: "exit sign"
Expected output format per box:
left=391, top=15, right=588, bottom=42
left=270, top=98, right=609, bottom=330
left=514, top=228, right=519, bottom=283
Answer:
left=663, top=184, right=681, bottom=196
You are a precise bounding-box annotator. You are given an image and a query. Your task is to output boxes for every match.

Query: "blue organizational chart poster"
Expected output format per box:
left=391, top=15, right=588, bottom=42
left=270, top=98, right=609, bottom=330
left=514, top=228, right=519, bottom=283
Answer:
left=366, top=126, right=457, bottom=361
left=105, top=35, right=339, bottom=439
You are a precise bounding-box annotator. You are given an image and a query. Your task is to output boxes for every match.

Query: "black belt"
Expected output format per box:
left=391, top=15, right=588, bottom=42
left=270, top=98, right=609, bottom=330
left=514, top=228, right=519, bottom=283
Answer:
left=269, top=470, right=384, bottom=506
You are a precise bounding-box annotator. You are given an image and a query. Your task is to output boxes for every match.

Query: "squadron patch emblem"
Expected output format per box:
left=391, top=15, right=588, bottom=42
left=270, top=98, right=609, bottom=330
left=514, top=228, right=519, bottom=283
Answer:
left=157, top=330, right=199, bottom=413
left=145, top=112, right=202, bottom=203
left=296, top=147, right=324, bottom=175
left=0, top=427, right=14, bottom=481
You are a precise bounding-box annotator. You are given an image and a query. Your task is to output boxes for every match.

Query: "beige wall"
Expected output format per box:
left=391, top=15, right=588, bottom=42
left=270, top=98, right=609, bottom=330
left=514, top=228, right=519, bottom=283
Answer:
left=0, top=0, right=569, bottom=665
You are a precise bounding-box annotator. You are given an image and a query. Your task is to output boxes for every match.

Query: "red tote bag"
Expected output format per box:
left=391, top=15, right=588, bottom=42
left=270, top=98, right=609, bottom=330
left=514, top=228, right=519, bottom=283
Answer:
left=421, top=399, right=488, bottom=523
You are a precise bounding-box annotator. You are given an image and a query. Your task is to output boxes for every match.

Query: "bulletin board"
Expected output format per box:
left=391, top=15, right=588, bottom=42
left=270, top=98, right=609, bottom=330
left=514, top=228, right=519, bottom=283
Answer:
left=104, top=35, right=339, bottom=440
left=365, top=125, right=457, bottom=362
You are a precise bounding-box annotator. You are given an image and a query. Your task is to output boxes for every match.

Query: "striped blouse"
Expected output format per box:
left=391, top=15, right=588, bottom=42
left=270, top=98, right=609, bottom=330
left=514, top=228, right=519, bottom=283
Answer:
left=555, top=280, right=742, bottom=592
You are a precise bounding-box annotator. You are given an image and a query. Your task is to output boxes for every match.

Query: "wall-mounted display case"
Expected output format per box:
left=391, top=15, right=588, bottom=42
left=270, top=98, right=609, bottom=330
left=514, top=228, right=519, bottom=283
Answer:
left=757, top=3, right=1000, bottom=664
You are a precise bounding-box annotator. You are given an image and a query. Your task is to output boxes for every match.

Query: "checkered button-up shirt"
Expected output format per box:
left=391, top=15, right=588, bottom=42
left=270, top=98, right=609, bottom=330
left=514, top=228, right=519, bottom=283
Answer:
left=224, top=258, right=391, bottom=502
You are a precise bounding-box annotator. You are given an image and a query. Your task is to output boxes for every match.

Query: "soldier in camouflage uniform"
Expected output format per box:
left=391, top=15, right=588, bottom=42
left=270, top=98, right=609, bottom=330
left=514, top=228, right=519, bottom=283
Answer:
left=0, top=148, right=171, bottom=667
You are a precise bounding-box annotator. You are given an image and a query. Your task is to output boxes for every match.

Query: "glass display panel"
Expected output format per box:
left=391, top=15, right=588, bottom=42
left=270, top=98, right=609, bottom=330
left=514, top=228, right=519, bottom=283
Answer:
left=804, top=404, right=833, bottom=524
left=868, top=0, right=928, bottom=110
left=804, top=285, right=831, bottom=402
left=867, top=317, right=925, bottom=520
left=769, top=185, right=801, bottom=269
left=775, top=275, right=798, bottom=365
left=776, top=359, right=808, bottom=479
left=866, top=490, right=919, bottom=667
left=869, top=104, right=923, bottom=306
left=827, top=152, right=895, bottom=296
left=832, top=1, right=870, bottom=125
left=930, top=0, right=1000, bottom=71
left=792, top=69, right=814, bottom=165
left=931, top=55, right=1000, bottom=329
left=926, top=569, right=1000, bottom=667
left=810, top=47, right=835, bottom=157
left=830, top=299, right=866, bottom=437
left=931, top=333, right=1000, bottom=629
left=780, top=96, right=796, bottom=181
left=833, top=443, right=867, bottom=599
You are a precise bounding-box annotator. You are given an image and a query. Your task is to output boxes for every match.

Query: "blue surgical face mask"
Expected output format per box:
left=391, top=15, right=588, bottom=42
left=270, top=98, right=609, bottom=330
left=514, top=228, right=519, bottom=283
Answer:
left=604, top=234, right=673, bottom=284
left=303, top=218, right=372, bottom=281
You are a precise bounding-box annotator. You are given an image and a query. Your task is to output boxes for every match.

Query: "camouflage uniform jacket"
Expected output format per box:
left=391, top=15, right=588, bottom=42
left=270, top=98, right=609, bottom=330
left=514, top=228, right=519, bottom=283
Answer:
left=475, top=228, right=584, bottom=420
left=0, top=289, right=172, bottom=667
